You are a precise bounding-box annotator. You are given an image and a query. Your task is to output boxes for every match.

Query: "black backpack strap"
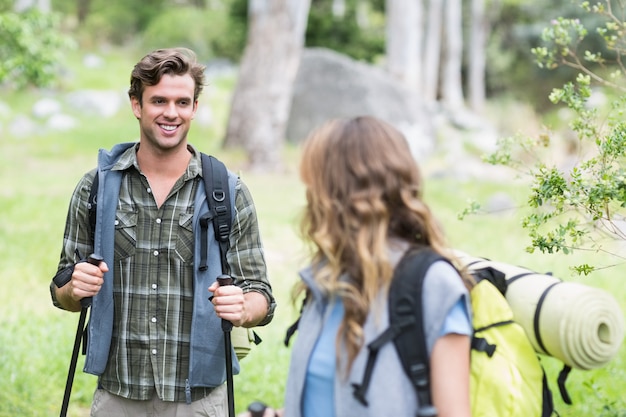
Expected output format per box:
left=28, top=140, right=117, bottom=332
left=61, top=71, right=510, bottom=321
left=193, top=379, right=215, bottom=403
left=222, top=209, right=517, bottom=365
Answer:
left=557, top=364, right=572, bottom=405
left=198, top=153, right=232, bottom=274
left=471, top=266, right=508, bottom=295
left=352, top=323, right=407, bottom=406
left=88, top=171, right=99, bottom=245
left=284, top=293, right=309, bottom=347
left=351, top=248, right=444, bottom=416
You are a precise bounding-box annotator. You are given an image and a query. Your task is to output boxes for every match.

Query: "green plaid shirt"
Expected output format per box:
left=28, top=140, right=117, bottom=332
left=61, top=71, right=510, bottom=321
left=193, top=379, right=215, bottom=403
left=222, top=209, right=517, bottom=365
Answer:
left=53, top=144, right=272, bottom=402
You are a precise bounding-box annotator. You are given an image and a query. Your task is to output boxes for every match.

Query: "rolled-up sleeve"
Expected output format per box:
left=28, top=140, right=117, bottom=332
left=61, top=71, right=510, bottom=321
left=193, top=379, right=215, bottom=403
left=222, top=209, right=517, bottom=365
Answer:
left=49, top=170, right=96, bottom=309
left=227, top=178, right=276, bottom=325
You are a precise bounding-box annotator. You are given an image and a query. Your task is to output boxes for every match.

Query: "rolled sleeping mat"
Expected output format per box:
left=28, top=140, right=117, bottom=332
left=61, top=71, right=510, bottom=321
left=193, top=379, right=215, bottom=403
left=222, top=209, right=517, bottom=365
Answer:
left=453, top=250, right=625, bottom=370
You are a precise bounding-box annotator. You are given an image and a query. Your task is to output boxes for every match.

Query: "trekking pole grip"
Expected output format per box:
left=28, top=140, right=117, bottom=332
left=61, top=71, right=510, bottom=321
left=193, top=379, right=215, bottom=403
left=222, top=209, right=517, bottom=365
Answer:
left=216, top=274, right=233, bottom=287
left=248, top=401, right=267, bottom=417
left=216, top=274, right=234, bottom=331
left=80, top=253, right=103, bottom=308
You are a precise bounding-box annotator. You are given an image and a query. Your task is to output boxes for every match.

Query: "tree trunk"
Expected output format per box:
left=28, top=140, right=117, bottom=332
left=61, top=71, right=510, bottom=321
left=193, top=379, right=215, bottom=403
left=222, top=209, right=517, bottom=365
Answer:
left=468, top=0, right=487, bottom=112
left=422, top=0, right=444, bottom=104
left=224, top=0, right=311, bottom=172
left=77, top=0, right=91, bottom=25
left=385, top=0, right=422, bottom=92
left=441, top=0, right=464, bottom=110
left=332, top=0, right=346, bottom=17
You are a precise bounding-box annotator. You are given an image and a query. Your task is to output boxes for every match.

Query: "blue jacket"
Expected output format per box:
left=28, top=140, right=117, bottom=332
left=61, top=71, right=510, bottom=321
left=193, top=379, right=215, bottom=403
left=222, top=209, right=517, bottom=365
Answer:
left=84, top=142, right=239, bottom=398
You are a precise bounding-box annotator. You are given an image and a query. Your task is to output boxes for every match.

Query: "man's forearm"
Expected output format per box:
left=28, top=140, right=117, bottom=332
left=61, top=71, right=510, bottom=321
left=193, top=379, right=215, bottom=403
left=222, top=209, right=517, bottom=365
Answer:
left=242, top=291, right=270, bottom=328
left=51, top=282, right=82, bottom=312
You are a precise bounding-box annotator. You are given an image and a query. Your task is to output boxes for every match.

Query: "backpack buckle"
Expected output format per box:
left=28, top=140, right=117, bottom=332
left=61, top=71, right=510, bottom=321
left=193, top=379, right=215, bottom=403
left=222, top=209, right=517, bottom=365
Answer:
left=409, top=363, right=429, bottom=389
left=213, top=190, right=225, bottom=202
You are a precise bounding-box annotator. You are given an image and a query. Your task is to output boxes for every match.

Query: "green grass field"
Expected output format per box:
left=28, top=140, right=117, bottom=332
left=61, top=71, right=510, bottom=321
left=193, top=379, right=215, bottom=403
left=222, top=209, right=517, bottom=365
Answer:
left=0, top=48, right=624, bottom=416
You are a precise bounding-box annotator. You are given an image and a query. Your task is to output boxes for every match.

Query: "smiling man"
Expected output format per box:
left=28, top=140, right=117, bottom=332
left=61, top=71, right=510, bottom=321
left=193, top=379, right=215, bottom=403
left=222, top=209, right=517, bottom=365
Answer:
left=49, top=48, right=275, bottom=417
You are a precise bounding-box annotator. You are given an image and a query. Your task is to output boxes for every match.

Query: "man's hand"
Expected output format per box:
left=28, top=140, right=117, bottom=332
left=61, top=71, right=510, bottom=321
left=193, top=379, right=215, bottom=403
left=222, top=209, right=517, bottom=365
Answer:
left=55, top=260, right=108, bottom=311
left=209, top=281, right=247, bottom=326
left=209, top=282, right=269, bottom=328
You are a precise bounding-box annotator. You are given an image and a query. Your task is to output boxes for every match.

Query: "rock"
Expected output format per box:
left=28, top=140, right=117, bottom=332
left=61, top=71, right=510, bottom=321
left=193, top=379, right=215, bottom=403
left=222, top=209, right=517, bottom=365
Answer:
left=286, top=48, right=435, bottom=161
left=46, top=113, right=78, bottom=131
left=9, top=114, right=38, bottom=138
left=65, top=90, right=125, bottom=118
left=83, top=54, right=105, bottom=69
left=195, top=105, right=213, bottom=127
left=485, top=192, right=517, bottom=215
left=0, top=100, right=11, bottom=120
left=32, top=97, right=62, bottom=119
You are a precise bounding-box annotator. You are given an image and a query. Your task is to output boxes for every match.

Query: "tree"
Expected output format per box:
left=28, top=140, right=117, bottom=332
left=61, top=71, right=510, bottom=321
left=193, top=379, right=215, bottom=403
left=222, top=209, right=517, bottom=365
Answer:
left=0, top=9, right=72, bottom=88
left=467, top=0, right=488, bottom=112
left=76, top=0, right=90, bottom=24
left=385, top=0, right=422, bottom=92
left=464, top=0, right=626, bottom=274
left=305, top=0, right=385, bottom=63
left=224, top=0, right=311, bottom=171
left=441, top=0, right=465, bottom=110
left=422, top=0, right=444, bottom=104
left=332, top=0, right=345, bottom=17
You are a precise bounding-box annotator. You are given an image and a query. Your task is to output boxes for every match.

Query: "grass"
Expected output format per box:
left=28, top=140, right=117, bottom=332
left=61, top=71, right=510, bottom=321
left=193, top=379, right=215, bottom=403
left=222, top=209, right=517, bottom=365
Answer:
left=1, top=47, right=625, bottom=416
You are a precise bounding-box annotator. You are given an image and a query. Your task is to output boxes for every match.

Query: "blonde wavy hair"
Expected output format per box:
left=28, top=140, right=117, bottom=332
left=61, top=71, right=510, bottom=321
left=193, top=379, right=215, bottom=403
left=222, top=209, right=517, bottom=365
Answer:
left=297, top=116, right=468, bottom=373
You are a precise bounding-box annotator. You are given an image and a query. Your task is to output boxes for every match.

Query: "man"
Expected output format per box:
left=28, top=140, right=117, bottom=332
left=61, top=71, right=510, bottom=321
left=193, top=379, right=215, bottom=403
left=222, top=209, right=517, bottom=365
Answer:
left=50, top=48, right=275, bottom=416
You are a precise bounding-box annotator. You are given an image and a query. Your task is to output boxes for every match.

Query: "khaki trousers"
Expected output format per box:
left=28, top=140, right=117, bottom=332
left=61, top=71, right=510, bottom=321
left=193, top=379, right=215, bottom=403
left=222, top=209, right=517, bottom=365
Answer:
left=90, top=384, right=228, bottom=417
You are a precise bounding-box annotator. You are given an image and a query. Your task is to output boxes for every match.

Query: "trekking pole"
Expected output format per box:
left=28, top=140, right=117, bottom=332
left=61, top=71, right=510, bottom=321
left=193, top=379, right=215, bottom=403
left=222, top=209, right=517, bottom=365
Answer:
left=247, top=401, right=267, bottom=417
left=59, top=254, right=103, bottom=417
left=217, top=274, right=236, bottom=417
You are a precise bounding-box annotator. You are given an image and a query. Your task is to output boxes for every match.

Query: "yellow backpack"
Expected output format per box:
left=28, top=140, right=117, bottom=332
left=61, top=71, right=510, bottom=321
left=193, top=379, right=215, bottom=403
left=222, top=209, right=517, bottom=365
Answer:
left=470, top=278, right=551, bottom=416
left=351, top=249, right=554, bottom=417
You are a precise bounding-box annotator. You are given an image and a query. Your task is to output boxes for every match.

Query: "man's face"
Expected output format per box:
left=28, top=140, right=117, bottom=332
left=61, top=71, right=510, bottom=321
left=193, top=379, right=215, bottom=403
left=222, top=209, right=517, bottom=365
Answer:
left=131, top=73, right=198, bottom=152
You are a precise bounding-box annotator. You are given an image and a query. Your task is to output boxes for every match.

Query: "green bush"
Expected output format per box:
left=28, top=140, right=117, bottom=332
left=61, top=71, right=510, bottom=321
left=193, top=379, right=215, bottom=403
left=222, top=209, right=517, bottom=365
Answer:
left=0, top=9, right=74, bottom=88
left=222, top=0, right=387, bottom=63
left=71, top=0, right=167, bottom=46
left=210, top=0, right=248, bottom=62
left=141, top=6, right=235, bottom=61
left=306, top=0, right=385, bottom=63
left=78, top=5, right=140, bottom=45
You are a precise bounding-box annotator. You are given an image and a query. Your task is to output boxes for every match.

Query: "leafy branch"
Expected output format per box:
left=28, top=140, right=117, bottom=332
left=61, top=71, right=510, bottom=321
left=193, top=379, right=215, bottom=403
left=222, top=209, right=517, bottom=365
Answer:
left=0, top=9, right=74, bottom=88
left=466, top=0, right=626, bottom=275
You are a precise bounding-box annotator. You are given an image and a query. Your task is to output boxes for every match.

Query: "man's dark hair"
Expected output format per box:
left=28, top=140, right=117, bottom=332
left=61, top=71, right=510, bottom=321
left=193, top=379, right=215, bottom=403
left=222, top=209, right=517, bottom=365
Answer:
left=128, top=48, right=206, bottom=105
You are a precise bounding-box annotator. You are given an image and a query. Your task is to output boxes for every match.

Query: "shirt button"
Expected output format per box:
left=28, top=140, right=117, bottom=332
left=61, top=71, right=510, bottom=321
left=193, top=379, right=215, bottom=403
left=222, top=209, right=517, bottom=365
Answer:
left=114, top=220, right=119, bottom=226
left=147, top=188, right=152, bottom=194
left=151, top=349, right=157, bottom=355
left=156, top=218, right=162, bottom=224
left=153, top=250, right=159, bottom=256
left=152, top=284, right=157, bottom=290
left=151, top=317, right=157, bottom=323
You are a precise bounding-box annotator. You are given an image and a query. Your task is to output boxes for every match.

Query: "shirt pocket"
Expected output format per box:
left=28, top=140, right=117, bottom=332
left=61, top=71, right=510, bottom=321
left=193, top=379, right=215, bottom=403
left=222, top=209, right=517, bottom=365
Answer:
left=114, top=208, right=137, bottom=259
left=175, top=212, right=194, bottom=263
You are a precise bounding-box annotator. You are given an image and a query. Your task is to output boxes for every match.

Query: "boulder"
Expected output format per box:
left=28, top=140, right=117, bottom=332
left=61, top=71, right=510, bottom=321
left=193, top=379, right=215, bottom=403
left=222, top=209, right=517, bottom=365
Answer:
left=286, top=48, right=435, bottom=161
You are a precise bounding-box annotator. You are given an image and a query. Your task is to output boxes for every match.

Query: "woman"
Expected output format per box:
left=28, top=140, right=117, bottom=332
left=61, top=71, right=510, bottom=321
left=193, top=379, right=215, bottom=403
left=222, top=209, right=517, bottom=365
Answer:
left=284, top=117, right=471, bottom=417
left=247, top=116, right=472, bottom=417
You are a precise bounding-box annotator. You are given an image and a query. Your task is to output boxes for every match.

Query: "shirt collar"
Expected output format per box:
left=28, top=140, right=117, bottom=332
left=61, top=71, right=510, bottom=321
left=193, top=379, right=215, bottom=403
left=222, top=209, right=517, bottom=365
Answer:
left=111, top=143, right=202, bottom=181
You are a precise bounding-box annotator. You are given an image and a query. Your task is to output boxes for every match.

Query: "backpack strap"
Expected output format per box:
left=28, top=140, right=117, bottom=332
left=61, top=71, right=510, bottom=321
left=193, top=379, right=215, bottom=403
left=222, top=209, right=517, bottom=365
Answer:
left=88, top=154, right=232, bottom=274
left=471, top=266, right=508, bottom=295
left=198, top=153, right=232, bottom=274
left=88, top=171, right=99, bottom=245
left=351, top=248, right=444, bottom=417
left=284, top=292, right=309, bottom=347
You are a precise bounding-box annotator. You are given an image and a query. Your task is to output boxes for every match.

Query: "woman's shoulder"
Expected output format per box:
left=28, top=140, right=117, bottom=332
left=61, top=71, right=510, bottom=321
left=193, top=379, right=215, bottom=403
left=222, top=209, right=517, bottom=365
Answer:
left=424, top=258, right=466, bottom=291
